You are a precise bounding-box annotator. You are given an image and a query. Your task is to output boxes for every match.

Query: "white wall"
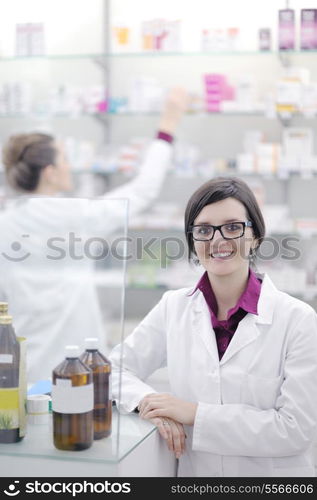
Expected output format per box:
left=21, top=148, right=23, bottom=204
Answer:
left=0, top=0, right=104, bottom=55
left=0, top=0, right=105, bottom=145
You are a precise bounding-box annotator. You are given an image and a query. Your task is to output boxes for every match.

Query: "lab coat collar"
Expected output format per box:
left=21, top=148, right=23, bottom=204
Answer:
left=253, top=272, right=278, bottom=325
left=190, top=272, right=279, bottom=366
left=190, top=271, right=277, bottom=325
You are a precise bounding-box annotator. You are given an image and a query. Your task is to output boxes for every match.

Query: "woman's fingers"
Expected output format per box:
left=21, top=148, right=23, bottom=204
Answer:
left=143, top=408, right=166, bottom=419
left=167, top=419, right=183, bottom=458
left=154, top=417, right=169, bottom=440
left=139, top=397, right=166, bottom=417
left=158, top=418, right=174, bottom=452
left=147, top=416, right=186, bottom=458
left=173, top=420, right=186, bottom=455
left=138, top=395, right=187, bottom=458
left=139, top=397, right=173, bottom=419
left=137, top=393, right=157, bottom=414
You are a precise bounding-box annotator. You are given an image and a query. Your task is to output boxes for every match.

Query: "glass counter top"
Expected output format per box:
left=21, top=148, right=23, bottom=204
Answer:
left=0, top=408, right=156, bottom=464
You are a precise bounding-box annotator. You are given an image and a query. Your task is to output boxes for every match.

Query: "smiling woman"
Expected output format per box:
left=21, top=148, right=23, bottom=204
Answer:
left=110, top=175, right=317, bottom=478
left=184, top=178, right=266, bottom=314
left=185, top=177, right=265, bottom=266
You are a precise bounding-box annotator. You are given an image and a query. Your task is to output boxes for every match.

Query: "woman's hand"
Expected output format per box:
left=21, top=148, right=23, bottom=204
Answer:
left=146, top=416, right=186, bottom=459
left=138, top=393, right=198, bottom=426
left=158, top=87, right=189, bottom=135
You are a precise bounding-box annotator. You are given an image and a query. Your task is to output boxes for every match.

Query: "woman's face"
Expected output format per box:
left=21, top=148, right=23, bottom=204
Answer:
left=51, top=142, right=73, bottom=192
left=193, top=197, right=257, bottom=278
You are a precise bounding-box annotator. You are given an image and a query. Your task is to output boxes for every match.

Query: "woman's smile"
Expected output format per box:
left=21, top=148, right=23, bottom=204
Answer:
left=209, top=249, right=235, bottom=260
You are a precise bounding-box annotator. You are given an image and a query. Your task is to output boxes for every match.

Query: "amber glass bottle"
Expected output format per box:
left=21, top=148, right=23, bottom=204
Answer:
left=52, top=345, right=94, bottom=451
left=80, top=338, right=112, bottom=439
left=0, top=303, right=22, bottom=443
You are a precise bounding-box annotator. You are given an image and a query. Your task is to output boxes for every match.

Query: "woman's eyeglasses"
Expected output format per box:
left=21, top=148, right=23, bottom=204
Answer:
left=189, top=221, right=253, bottom=241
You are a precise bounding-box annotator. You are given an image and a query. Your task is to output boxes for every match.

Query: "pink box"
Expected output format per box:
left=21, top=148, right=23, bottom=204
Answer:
left=204, top=74, right=226, bottom=83
left=206, top=101, right=221, bottom=112
left=204, top=73, right=234, bottom=112
left=278, top=9, right=295, bottom=51
left=259, top=28, right=271, bottom=51
left=301, top=9, right=317, bottom=50
left=223, top=85, right=235, bottom=100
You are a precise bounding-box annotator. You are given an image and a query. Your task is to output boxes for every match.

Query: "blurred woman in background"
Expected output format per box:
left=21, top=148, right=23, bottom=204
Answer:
left=0, top=87, right=189, bottom=383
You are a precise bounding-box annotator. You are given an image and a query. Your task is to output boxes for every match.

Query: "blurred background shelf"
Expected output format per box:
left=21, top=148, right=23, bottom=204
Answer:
left=0, top=0, right=317, bottom=328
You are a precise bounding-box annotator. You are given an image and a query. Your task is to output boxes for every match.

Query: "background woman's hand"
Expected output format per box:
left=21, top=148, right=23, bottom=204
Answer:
left=158, top=87, right=190, bottom=135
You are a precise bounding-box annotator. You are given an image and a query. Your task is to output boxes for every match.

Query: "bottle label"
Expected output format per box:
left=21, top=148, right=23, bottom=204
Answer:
left=0, top=388, right=19, bottom=430
left=52, top=379, right=94, bottom=414
left=109, top=373, right=112, bottom=400
left=0, top=354, right=13, bottom=363
left=18, top=337, right=27, bottom=438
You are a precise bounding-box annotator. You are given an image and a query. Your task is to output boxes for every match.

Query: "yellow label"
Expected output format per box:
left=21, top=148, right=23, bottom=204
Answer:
left=0, top=388, right=19, bottom=409
left=0, top=389, right=19, bottom=429
left=276, top=104, right=297, bottom=113
left=0, top=337, right=27, bottom=436
left=18, top=337, right=27, bottom=437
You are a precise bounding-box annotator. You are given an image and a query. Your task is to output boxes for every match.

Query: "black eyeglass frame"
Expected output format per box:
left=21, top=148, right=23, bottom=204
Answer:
left=188, top=220, right=253, bottom=241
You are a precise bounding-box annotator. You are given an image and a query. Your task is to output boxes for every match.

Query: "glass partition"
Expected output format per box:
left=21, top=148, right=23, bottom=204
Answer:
left=0, top=196, right=153, bottom=465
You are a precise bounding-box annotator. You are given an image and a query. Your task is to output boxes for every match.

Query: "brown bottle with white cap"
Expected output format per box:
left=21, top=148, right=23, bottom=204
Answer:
left=80, top=338, right=112, bottom=439
left=0, top=302, right=23, bottom=443
left=52, top=345, right=94, bottom=451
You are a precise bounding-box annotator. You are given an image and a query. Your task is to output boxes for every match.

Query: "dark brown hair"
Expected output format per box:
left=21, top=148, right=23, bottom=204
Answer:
left=184, top=176, right=266, bottom=260
left=2, top=132, right=57, bottom=192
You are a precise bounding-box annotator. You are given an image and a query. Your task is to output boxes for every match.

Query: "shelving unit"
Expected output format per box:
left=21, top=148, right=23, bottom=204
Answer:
left=1, top=49, right=316, bottom=60
left=0, top=0, right=317, bottom=319
left=1, top=0, right=317, bottom=479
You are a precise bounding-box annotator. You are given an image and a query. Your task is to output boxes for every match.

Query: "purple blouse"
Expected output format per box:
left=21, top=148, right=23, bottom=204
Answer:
left=194, top=269, right=262, bottom=360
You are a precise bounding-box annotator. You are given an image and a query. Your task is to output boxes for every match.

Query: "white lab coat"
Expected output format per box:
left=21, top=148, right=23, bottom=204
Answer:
left=0, top=139, right=172, bottom=383
left=110, top=272, right=317, bottom=477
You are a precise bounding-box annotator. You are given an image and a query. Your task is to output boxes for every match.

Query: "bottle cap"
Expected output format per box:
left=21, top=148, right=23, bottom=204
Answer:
left=0, top=302, right=8, bottom=314
left=0, top=315, right=12, bottom=325
left=65, top=345, right=80, bottom=358
left=84, top=337, right=99, bottom=350
left=27, top=394, right=52, bottom=425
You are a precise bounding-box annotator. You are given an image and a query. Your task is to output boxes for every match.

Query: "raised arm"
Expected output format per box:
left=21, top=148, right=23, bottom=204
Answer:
left=103, top=87, right=189, bottom=219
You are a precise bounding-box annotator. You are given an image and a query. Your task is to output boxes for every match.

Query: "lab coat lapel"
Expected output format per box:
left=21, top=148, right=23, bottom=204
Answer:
left=192, top=292, right=219, bottom=365
left=191, top=273, right=278, bottom=365
left=220, top=273, right=278, bottom=366
left=219, top=314, right=260, bottom=365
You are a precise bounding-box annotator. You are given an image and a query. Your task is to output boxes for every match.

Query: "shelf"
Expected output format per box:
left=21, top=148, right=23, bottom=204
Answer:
left=107, top=110, right=317, bottom=119
left=108, top=110, right=267, bottom=116
left=109, top=50, right=317, bottom=58
left=0, top=112, right=108, bottom=119
left=1, top=111, right=315, bottom=120
left=1, top=169, right=315, bottom=180
left=1, top=50, right=317, bottom=61
left=0, top=53, right=106, bottom=62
